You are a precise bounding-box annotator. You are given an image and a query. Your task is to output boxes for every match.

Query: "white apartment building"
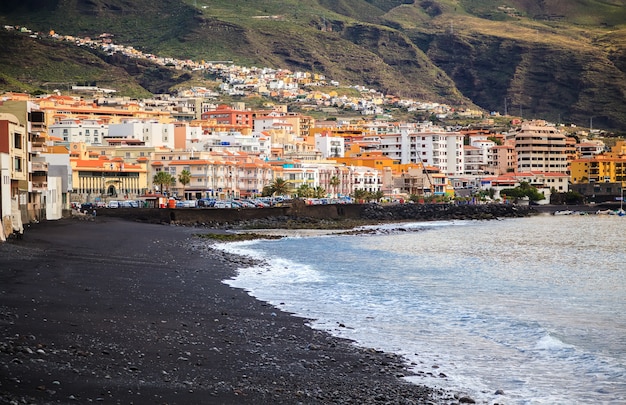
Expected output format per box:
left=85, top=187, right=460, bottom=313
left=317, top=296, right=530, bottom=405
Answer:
left=253, top=112, right=293, bottom=134
left=187, top=130, right=271, bottom=157
left=464, top=145, right=483, bottom=175
left=351, top=166, right=381, bottom=194
left=314, top=134, right=345, bottom=158
left=48, top=119, right=107, bottom=145
left=379, top=123, right=464, bottom=176
left=107, top=119, right=176, bottom=149
left=514, top=120, right=572, bottom=173
left=576, top=139, right=605, bottom=159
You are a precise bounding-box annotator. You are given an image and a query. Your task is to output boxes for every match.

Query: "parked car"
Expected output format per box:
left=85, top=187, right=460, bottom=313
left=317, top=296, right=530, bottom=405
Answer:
left=107, top=201, right=119, bottom=208
left=214, top=201, right=232, bottom=208
left=198, top=199, right=216, bottom=208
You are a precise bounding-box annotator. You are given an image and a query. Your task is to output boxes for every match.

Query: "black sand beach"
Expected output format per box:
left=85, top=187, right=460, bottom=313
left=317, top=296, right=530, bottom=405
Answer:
left=0, top=217, right=460, bottom=404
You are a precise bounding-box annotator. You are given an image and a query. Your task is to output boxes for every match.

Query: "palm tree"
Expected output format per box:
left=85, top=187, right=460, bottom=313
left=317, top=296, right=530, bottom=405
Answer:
left=313, top=186, right=326, bottom=199
left=371, top=190, right=385, bottom=202
left=178, top=169, right=191, bottom=199
left=352, top=189, right=368, bottom=203
left=329, top=175, right=340, bottom=197
left=296, top=184, right=313, bottom=198
left=153, top=171, right=174, bottom=195
left=270, top=177, right=290, bottom=197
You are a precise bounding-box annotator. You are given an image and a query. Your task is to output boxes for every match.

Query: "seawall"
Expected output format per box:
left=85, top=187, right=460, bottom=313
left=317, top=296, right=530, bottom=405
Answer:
left=95, top=202, right=533, bottom=227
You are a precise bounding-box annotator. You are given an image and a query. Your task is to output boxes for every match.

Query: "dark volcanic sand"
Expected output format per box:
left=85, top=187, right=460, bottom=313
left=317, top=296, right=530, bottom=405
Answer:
left=0, top=217, right=459, bottom=404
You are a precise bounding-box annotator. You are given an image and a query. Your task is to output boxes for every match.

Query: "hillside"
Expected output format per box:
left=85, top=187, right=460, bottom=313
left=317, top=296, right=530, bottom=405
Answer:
left=1, top=0, right=625, bottom=131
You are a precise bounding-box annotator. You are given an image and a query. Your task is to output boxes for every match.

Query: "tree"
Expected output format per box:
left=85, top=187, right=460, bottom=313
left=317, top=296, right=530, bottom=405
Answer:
left=178, top=169, right=191, bottom=188
left=312, top=186, right=326, bottom=198
left=352, top=189, right=368, bottom=202
left=269, top=178, right=290, bottom=197
left=153, top=171, right=174, bottom=194
left=178, top=169, right=191, bottom=198
left=371, top=190, right=384, bottom=202
left=261, top=185, right=274, bottom=197
left=329, top=175, right=340, bottom=197
left=550, top=190, right=585, bottom=205
left=296, top=184, right=313, bottom=198
left=500, top=181, right=545, bottom=202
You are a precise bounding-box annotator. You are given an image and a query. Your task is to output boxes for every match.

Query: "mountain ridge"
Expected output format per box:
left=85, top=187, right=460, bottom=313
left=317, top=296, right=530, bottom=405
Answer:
left=1, top=0, right=625, bottom=131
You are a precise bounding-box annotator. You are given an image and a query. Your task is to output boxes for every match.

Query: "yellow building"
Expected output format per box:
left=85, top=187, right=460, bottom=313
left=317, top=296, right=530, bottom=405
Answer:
left=69, top=143, right=149, bottom=203
left=570, top=141, right=626, bottom=183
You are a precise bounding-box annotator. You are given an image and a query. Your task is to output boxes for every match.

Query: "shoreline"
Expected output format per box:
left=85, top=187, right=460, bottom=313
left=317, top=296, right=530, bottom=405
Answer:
left=0, top=217, right=463, bottom=404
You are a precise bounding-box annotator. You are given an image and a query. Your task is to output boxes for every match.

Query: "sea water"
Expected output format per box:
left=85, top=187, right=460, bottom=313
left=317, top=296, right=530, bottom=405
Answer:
left=218, top=215, right=626, bottom=404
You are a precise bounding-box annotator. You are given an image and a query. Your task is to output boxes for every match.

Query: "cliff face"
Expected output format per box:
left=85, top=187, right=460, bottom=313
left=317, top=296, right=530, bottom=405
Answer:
left=421, top=32, right=626, bottom=129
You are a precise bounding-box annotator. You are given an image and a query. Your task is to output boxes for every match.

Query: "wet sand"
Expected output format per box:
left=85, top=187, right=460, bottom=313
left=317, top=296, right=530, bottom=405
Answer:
left=0, top=217, right=456, bottom=404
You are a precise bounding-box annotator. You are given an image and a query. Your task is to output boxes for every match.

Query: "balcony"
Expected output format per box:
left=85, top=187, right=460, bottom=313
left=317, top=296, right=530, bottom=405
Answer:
left=32, top=161, right=48, bottom=172
left=30, top=142, right=47, bottom=153
left=32, top=181, right=48, bottom=191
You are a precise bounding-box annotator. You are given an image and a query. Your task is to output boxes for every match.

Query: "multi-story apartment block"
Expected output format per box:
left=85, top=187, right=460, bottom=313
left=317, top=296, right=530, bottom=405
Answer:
left=314, top=134, right=345, bottom=159
left=488, top=142, right=517, bottom=175
left=253, top=111, right=293, bottom=134
left=351, top=166, right=382, bottom=194
left=315, top=165, right=354, bottom=198
left=0, top=99, right=51, bottom=223
left=49, top=118, right=107, bottom=145
left=201, top=104, right=253, bottom=128
left=463, top=145, right=484, bottom=175
left=151, top=150, right=273, bottom=200
left=379, top=123, right=464, bottom=176
left=514, top=120, right=574, bottom=173
left=106, top=119, right=177, bottom=149
left=570, top=141, right=626, bottom=184
left=0, top=112, right=27, bottom=237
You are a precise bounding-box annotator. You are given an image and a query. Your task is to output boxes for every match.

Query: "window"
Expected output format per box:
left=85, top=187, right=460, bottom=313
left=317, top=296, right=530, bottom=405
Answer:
left=14, top=157, right=22, bottom=172
left=13, top=132, right=22, bottom=149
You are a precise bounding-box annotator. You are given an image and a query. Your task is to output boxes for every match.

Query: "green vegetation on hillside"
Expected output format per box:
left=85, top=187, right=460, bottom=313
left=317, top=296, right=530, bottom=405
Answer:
left=0, top=0, right=625, bottom=130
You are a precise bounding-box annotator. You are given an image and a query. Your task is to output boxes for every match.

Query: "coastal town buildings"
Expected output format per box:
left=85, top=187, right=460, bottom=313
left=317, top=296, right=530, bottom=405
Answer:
left=575, top=139, right=605, bottom=159
left=0, top=99, right=55, bottom=227
left=5, top=23, right=625, bottom=239
left=49, top=118, right=107, bottom=145
left=513, top=120, right=575, bottom=174
left=69, top=143, right=148, bottom=203
left=106, top=119, right=179, bottom=149
left=37, top=95, right=171, bottom=128
left=488, top=141, right=517, bottom=175
left=377, top=123, right=464, bottom=176
left=570, top=153, right=626, bottom=184
left=0, top=112, right=27, bottom=239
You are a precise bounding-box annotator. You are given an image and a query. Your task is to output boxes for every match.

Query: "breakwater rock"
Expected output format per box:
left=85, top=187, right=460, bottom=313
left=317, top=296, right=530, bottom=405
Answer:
left=360, top=203, right=533, bottom=222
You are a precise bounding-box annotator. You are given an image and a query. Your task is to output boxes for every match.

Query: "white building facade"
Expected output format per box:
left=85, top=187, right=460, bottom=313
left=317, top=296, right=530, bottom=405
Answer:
left=48, top=119, right=107, bottom=145
left=107, top=120, right=176, bottom=149
left=379, top=123, right=465, bottom=176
